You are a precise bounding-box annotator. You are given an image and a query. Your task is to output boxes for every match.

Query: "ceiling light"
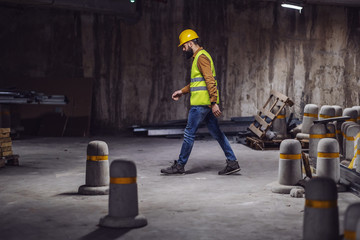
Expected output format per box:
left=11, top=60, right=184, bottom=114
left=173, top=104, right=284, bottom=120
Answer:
left=281, top=1, right=303, bottom=13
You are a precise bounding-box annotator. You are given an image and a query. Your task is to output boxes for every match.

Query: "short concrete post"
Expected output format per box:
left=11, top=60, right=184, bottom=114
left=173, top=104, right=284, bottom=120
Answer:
left=326, top=123, right=336, bottom=139
left=309, top=123, right=327, bottom=160
left=344, top=203, right=360, bottom=240
left=341, top=122, right=357, bottom=157
left=278, top=139, right=302, bottom=185
left=99, top=159, right=147, bottom=228
left=319, top=105, right=335, bottom=120
left=345, top=125, right=360, bottom=161
left=302, top=104, right=318, bottom=134
left=78, top=140, right=109, bottom=195
left=332, top=105, right=343, bottom=117
left=316, top=138, right=340, bottom=183
left=303, top=177, right=338, bottom=240
left=272, top=106, right=287, bottom=139
left=352, top=106, right=360, bottom=124
left=344, top=108, right=358, bottom=123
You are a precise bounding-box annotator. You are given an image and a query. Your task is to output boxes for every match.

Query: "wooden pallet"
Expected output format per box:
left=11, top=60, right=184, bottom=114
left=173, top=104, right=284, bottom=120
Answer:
left=248, top=90, right=294, bottom=139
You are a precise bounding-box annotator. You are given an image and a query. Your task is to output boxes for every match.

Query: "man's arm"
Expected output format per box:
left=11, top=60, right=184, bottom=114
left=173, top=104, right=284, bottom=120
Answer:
left=172, top=84, right=190, bottom=101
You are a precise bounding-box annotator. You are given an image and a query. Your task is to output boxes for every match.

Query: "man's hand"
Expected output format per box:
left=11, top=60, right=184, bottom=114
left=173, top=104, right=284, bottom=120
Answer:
left=172, top=90, right=183, bottom=101
left=212, top=104, right=222, bottom=118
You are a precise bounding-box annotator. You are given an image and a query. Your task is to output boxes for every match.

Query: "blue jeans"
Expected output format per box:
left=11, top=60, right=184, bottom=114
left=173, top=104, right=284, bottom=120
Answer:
left=178, top=106, right=237, bottom=165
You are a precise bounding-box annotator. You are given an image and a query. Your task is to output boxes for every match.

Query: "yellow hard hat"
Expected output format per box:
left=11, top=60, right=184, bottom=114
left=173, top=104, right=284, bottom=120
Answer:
left=178, top=29, right=199, bottom=47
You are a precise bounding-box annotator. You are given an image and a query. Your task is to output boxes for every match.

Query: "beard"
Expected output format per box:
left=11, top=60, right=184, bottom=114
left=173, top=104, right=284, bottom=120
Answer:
left=183, top=48, right=193, bottom=59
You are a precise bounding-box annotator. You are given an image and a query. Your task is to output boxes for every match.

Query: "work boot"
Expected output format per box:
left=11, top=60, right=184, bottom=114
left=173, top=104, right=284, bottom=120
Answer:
left=218, top=160, right=241, bottom=175
left=160, top=160, right=185, bottom=174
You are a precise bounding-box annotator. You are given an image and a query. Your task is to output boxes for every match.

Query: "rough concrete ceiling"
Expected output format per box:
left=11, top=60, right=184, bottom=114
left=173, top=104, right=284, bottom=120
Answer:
left=306, top=0, right=360, bottom=6
left=268, top=0, right=360, bottom=7
left=0, top=0, right=139, bottom=17
left=1, top=0, right=360, bottom=8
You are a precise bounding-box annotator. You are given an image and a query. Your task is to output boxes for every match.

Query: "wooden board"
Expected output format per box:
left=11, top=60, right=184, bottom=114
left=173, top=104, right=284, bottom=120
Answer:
left=246, top=136, right=283, bottom=150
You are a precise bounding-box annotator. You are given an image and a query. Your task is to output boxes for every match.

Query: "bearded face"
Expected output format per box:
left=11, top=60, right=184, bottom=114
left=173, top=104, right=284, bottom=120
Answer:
left=182, top=42, right=194, bottom=59
left=184, top=48, right=193, bottom=59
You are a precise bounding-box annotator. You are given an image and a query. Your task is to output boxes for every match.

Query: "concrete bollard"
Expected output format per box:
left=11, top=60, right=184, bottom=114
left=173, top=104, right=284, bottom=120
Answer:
left=309, top=123, right=327, bottom=160
left=332, top=105, right=343, bottom=117
left=316, top=138, right=340, bottom=183
left=99, top=159, right=147, bottom=228
left=278, top=139, right=302, bottom=185
left=78, top=140, right=109, bottom=195
left=319, top=105, right=336, bottom=139
left=272, top=106, right=287, bottom=139
left=326, top=123, right=336, bottom=139
left=341, top=121, right=357, bottom=157
left=302, top=104, right=319, bottom=134
left=303, top=177, right=338, bottom=240
left=344, top=203, right=360, bottom=240
left=344, top=108, right=358, bottom=123
left=319, top=105, right=335, bottom=120
left=345, top=125, right=360, bottom=161
left=353, top=106, right=360, bottom=125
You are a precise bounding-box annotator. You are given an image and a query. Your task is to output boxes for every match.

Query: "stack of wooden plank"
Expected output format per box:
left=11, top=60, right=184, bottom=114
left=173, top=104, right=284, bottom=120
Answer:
left=0, top=128, right=19, bottom=167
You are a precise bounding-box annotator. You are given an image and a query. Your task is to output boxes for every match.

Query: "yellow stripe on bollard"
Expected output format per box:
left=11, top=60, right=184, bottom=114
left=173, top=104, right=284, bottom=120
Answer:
left=346, top=119, right=356, bottom=122
left=305, top=199, right=337, bottom=208
left=317, top=152, right=339, bottom=158
left=319, top=114, right=332, bottom=119
left=304, top=113, right=318, bottom=118
left=310, top=134, right=326, bottom=139
left=110, top=177, right=137, bottom=184
left=279, top=154, right=301, bottom=160
left=336, top=130, right=341, bottom=134
left=87, top=155, right=108, bottom=161
left=276, top=115, right=286, bottom=119
left=345, top=135, right=355, bottom=141
left=344, top=230, right=356, bottom=240
left=326, top=133, right=336, bottom=138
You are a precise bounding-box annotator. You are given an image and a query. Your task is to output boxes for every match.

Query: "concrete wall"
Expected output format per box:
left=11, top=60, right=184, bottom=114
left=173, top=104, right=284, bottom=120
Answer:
left=1, top=0, right=359, bottom=133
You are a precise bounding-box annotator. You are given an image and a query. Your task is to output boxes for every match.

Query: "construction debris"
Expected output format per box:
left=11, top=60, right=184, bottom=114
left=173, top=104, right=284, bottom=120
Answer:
left=0, top=89, right=68, bottom=105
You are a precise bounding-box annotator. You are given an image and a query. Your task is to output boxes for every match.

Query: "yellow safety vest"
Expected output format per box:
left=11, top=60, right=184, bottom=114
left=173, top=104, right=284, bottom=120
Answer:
left=190, top=50, right=220, bottom=106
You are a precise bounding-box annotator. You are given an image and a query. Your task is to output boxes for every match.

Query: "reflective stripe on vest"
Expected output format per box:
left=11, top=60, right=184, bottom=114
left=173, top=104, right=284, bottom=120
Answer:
left=190, top=49, right=219, bottom=106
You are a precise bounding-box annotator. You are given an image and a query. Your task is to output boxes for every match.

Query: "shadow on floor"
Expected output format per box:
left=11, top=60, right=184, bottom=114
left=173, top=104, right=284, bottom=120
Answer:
left=79, top=227, right=130, bottom=240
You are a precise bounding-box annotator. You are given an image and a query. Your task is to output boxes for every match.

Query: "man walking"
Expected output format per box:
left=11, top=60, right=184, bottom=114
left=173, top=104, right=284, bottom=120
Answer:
left=160, top=29, right=240, bottom=175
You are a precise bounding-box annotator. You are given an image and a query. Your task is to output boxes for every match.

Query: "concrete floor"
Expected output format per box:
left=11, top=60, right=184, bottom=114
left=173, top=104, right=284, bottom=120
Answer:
left=1, top=135, right=359, bottom=240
